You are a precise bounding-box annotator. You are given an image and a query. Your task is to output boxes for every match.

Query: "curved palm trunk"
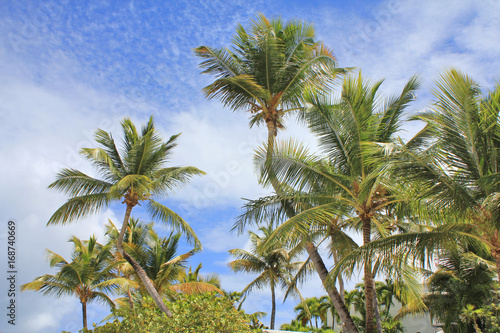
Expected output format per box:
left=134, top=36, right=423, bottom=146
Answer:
left=270, top=280, right=276, bottom=329
left=265, top=120, right=357, bottom=332
left=305, top=243, right=359, bottom=333
left=117, top=199, right=172, bottom=317
left=82, top=301, right=87, bottom=329
left=363, top=218, right=375, bottom=333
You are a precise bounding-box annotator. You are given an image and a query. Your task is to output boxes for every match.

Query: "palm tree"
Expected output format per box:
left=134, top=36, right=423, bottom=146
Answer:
left=196, top=13, right=354, bottom=331
left=228, top=225, right=307, bottom=329
left=398, top=68, right=500, bottom=280
left=294, top=297, right=315, bottom=327
left=21, top=236, right=128, bottom=329
left=244, top=72, right=420, bottom=333
left=294, top=296, right=332, bottom=328
left=423, top=248, right=497, bottom=332
left=195, top=13, right=343, bottom=163
left=47, top=116, right=204, bottom=316
left=106, top=219, right=197, bottom=299
left=105, top=218, right=151, bottom=307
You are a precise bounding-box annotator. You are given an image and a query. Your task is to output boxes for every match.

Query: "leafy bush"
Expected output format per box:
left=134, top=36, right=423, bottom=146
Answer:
left=88, top=293, right=254, bottom=333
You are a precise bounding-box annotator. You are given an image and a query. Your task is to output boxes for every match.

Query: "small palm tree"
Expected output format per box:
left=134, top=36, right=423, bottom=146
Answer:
left=105, top=218, right=151, bottom=306
left=47, top=116, right=204, bottom=315
left=171, top=263, right=223, bottom=294
left=228, top=225, right=307, bottom=329
left=106, top=219, right=197, bottom=299
left=21, top=236, right=128, bottom=329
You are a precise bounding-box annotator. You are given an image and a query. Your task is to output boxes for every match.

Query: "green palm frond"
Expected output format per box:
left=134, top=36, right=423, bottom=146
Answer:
left=47, top=193, right=111, bottom=225
left=151, top=166, right=205, bottom=196
left=48, top=169, right=113, bottom=197
left=330, top=223, right=488, bottom=281
left=146, top=200, right=201, bottom=249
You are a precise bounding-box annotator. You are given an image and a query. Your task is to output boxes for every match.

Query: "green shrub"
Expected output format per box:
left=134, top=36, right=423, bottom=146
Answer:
left=88, top=293, right=254, bottom=333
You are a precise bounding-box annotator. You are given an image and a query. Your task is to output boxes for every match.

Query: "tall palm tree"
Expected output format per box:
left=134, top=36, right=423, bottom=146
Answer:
left=245, top=72, right=420, bottom=333
left=228, top=225, right=308, bottom=329
left=196, top=13, right=353, bottom=331
left=21, top=236, right=128, bottom=329
left=47, top=116, right=204, bottom=316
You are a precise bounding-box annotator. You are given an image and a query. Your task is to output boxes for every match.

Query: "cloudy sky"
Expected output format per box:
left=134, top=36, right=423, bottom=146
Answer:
left=1, top=0, right=499, bottom=332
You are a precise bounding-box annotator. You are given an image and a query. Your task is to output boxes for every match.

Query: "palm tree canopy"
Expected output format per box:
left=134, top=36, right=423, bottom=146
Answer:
left=403, top=69, right=500, bottom=222
left=47, top=116, right=205, bottom=247
left=195, top=13, right=345, bottom=132
left=170, top=263, right=223, bottom=294
left=235, top=73, right=420, bottom=247
left=21, top=235, right=129, bottom=306
left=229, top=225, right=309, bottom=297
left=106, top=219, right=197, bottom=294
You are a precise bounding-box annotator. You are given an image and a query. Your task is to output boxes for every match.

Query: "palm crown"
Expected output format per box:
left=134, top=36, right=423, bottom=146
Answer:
left=195, top=13, right=343, bottom=136
left=48, top=116, right=204, bottom=247
left=21, top=236, right=127, bottom=329
left=47, top=116, right=204, bottom=316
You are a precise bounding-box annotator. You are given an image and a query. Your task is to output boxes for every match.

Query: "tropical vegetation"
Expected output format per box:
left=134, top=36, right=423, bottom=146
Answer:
left=90, top=293, right=254, bottom=333
left=228, top=225, right=310, bottom=329
left=21, top=236, right=128, bottom=329
left=46, top=116, right=204, bottom=316
left=20, top=13, right=500, bottom=333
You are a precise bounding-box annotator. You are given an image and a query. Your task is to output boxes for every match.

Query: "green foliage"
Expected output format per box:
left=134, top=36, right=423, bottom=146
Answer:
left=90, top=293, right=254, bottom=333
left=424, top=248, right=497, bottom=332
left=195, top=13, right=342, bottom=133
left=22, top=236, right=124, bottom=329
left=229, top=225, right=309, bottom=329
left=279, top=319, right=338, bottom=332
left=279, top=319, right=313, bottom=332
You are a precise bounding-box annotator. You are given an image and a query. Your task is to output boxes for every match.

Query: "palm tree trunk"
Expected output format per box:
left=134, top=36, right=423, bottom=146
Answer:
left=127, top=289, right=134, bottom=308
left=305, top=242, right=359, bottom=333
left=271, top=281, right=276, bottom=329
left=82, top=301, right=87, bottom=329
left=265, top=121, right=296, bottom=219
left=265, top=121, right=356, bottom=332
left=363, top=218, right=375, bottom=333
left=117, top=201, right=172, bottom=317
left=373, top=292, right=383, bottom=333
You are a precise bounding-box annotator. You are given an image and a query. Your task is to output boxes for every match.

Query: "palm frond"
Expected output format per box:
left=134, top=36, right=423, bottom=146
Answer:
left=146, top=200, right=201, bottom=249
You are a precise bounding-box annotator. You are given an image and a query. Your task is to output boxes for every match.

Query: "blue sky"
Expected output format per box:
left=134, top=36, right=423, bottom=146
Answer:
left=1, top=0, right=500, bottom=332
